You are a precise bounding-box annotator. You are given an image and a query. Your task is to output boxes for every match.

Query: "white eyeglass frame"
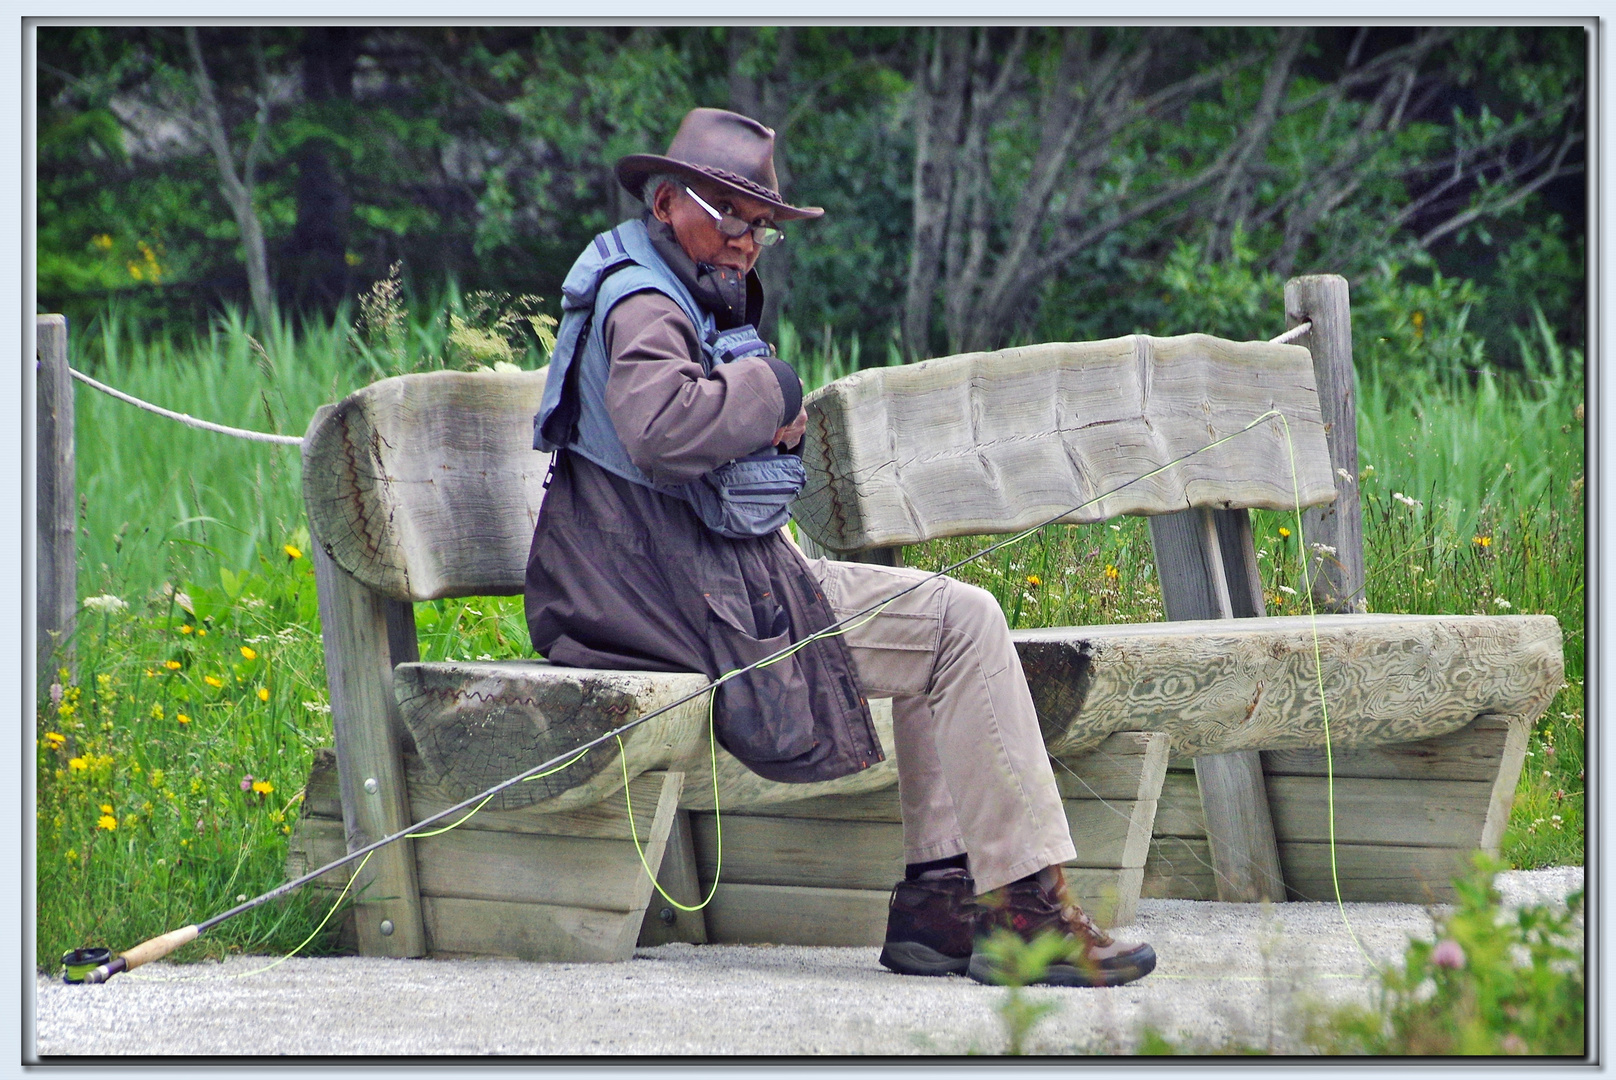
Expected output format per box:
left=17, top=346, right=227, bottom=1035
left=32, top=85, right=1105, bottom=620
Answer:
left=683, top=185, right=784, bottom=247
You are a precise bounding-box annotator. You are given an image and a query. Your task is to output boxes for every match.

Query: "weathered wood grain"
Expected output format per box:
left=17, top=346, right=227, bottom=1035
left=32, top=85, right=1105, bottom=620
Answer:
left=1286, top=276, right=1366, bottom=612
left=702, top=884, right=891, bottom=946
left=1479, top=716, right=1530, bottom=855
left=309, top=537, right=425, bottom=958
left=36, top=314, right=75, bottom=685
left=795, top=334, right=1338, bottom=554
left=393, top=659, right=710, bottom=811
left=303, top=368, right=551, bottom=602
left=1015, top=613, right=1564, bottom=758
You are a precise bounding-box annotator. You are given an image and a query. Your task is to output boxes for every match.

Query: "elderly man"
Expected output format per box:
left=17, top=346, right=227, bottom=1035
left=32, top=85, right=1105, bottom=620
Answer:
left=526, top=107, right=1154, bottom=988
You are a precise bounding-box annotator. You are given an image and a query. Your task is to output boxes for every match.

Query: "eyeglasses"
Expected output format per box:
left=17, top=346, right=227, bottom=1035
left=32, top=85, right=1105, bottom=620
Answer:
left=684, top=185, right=785, bottom=247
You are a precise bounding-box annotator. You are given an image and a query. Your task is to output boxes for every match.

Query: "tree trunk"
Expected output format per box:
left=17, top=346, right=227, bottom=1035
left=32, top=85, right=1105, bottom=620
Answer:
left=902, top=29, right=969, bottom=359
left=186, top=26, right=276, bottom=334
left=728, top=27, right=798, bottom=344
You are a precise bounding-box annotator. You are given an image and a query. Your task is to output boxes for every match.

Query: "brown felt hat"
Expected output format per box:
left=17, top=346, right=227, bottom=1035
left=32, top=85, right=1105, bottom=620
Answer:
left=616, top=107, right=824, bottom=222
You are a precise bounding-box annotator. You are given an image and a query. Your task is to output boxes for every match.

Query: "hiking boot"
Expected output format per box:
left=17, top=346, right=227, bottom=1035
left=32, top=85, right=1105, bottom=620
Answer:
left=968, top=869, right=1156, bottom=988
left=878, top=868, right=979, bottom=976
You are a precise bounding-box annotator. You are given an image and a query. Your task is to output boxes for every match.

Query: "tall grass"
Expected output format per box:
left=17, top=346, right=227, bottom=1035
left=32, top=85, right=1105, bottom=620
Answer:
left=38, top=304, right=1584, bottom=975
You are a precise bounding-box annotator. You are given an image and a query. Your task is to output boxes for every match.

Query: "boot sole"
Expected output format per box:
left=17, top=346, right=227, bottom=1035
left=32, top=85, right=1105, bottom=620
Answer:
left=878, top=940, right=971, bottom=977
left=966, top=944, right=1157, bottom=988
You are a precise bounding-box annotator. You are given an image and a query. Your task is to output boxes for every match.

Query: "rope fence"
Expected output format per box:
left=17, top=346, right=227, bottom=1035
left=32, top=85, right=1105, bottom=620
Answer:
left=68, top=366, right=303, bottom=446
left=61, top=319, right=1313, bottom=449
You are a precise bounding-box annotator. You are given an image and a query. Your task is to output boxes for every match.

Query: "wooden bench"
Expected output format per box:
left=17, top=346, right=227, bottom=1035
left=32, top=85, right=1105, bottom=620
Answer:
left=288, top=277, right=1563, bottom=961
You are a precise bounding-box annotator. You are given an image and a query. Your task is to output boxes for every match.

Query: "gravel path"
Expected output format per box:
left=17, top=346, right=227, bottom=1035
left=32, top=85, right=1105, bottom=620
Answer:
left=32, top=867, right=1582, bottom=1057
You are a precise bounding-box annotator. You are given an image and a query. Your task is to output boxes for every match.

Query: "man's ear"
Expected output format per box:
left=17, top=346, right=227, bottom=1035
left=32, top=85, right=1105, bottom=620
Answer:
left=650, top=181, right=677, bottom=224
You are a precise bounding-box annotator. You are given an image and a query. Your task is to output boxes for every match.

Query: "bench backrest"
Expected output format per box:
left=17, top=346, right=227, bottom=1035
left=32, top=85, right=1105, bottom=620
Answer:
left=302, top=333, right=1336, bottom=602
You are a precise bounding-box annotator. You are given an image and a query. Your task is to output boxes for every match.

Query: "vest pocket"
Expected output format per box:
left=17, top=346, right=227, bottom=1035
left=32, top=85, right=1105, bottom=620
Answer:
left=702, top=590, right=816, bottom=763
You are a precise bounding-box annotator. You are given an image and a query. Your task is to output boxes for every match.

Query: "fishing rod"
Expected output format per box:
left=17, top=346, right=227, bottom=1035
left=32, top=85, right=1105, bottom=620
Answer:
left=68, top=411, right=1287, bottom=986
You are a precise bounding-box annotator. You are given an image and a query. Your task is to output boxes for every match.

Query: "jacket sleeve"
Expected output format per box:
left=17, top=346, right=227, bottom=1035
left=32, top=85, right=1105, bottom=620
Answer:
left=603, top=290, right=797, bottom=486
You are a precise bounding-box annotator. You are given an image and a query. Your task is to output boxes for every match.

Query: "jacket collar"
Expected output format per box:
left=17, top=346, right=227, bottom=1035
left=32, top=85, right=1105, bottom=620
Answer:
left=644, top=213, right=765, bottom=331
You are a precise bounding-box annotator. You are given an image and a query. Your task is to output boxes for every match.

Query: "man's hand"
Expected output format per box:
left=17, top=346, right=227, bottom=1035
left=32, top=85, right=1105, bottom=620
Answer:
left=773, top=406, right=808, bottom=451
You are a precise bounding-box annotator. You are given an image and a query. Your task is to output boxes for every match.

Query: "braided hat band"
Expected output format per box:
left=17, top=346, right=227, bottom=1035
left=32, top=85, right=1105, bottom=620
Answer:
left=616, top=108, right=824, bottom=222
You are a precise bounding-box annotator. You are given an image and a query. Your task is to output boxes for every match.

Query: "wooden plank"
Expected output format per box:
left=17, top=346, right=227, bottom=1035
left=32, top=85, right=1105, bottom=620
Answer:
left=422, top=896, right=639, bottom=963
left=1285, top=275, right=1366, bottom=613
left=691, top=813, right=905, bottom=891
left=413, top=829, right=650, bottom=911
left=1266, top=776, right=1494, bottom=848
left=36, top=314, right=75, bottom=685
left=393, top=659, right=711, bottom=810
left=1016, top=613, right=1564, bottom=760
left=638, top=809, right=708, bottom=946
left=1479, top=716, right=1531, bottom=855
left=796, top=333, right=1337, bottom=553
left=303, top=368, right=551, bottom=601
left=722, top=787, right=903, bottom=823
left=1157, top=770, right=1494, bottom=850
left=1142, top=838, right=1217, bottom=901
left=1152, top=498, right=1284, bottom=904
left=1064, top=866, right=1145, bottom=929
left=1277, top=843, right=1472, bottom=905
left=308, top=528, right=425, bottom=958
left=691, top=801, right=1142, bottom=892
left=1260, top=714, right=1515, bottom=782
left=299, top=747, right=344, bottom=820
left=1051, top=731, right=1170, bottom=801
left=1195, top=751, right=1285, bottom=902
left=408, top=761, right=671, bottom=841
left=284, top=816, right=357, bottom=891
left=703, top=883, right=890, bottom=947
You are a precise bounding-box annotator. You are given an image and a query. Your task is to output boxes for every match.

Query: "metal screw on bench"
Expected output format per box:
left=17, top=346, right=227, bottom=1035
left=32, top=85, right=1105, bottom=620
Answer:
left=658, top=907, right=676, bottom=925
left=364, top=777, right=379, bottom=794
left=379, top=920, right=395, bottom=937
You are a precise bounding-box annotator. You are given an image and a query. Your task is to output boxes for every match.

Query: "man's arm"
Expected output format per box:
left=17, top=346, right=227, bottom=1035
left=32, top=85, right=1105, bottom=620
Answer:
left=603, top=291, right=803, bottom=487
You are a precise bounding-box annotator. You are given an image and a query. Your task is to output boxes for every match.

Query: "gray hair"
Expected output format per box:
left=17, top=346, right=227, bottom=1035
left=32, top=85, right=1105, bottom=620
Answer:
left=641, top=172, right=686, bottom=207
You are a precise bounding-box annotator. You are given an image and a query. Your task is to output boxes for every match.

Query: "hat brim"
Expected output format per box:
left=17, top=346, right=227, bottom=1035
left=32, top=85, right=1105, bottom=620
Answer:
left=617, top=154, right=824, bottom=222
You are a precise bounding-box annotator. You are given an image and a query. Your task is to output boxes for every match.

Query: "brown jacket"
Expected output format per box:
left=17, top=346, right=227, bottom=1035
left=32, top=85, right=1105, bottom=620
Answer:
left=524, top=290, right=883, bottom=784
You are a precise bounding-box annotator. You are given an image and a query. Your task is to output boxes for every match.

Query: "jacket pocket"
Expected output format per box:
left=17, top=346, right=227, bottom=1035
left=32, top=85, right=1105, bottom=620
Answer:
left=702, top=591, right=816, bottom=763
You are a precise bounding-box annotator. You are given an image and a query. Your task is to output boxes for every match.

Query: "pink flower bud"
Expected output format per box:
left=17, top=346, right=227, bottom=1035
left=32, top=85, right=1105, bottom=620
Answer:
left=240, top=775, right=254, bottom=792
left=1431, top=939, right=1465, bottom=969
left=49, top=683, right=63, bottom=706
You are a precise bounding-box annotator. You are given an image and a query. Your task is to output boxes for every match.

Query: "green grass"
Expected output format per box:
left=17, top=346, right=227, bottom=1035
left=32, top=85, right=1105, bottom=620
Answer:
left=38, top=302, right=1584, bottom=976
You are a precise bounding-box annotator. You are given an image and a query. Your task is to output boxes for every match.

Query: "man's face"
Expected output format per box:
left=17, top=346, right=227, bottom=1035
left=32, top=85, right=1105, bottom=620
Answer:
left=652, top=178, right=776, bottom=276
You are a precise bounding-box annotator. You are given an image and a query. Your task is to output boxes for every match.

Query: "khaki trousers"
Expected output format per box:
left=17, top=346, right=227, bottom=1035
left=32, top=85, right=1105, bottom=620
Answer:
left=806, top=558, right=1076, bottom=894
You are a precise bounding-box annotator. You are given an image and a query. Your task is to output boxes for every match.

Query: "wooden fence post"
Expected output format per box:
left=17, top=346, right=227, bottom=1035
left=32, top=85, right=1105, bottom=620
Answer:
left=1284, top=276, right=1366, bottom=613
left=37, top=314, right=75, bottom=688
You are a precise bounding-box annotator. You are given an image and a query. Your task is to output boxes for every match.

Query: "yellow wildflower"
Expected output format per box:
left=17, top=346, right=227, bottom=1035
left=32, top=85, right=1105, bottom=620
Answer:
left=240, top=646, right=257, bottom=661
left=252, top=780, right=274, bottom=795
left=150, top=703, right=164, bottom=721
left=165, top=660, right=183, bottom=671
left=179, top=625, right=193, bottom=635
left=197, top=628, right=207, bottom=637
left=1473, top=535, right=1492, bottom=548
left=1024, top=574, right=1041, bottom=588
left=176, top=714, right=191, bottom=725
left=64, top=848, right=78, bottom=862
left=97, top=814, right=116, bottom=831
left=100, top=804, right=112, bottom=814
left=145, top=669, right=155, bottom=678
left=68, top=757, right=87, bottom=771
left=1278, top=527, right=1291, bottom=538
left=204, top=675, right=224, bottom=689
left=44, top=732, right=65, bottom=748
left=1104, top=565, right=1120, bottom=580
left=257, top=687, right=270, bottom=702
left=91, top=233, right=113, bottom=250
left=284, top=544, right=303, bottom=560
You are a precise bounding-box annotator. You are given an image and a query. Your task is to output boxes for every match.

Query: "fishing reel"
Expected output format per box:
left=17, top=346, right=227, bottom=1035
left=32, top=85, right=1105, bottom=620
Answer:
left=60, top=947, right=112, bottom=984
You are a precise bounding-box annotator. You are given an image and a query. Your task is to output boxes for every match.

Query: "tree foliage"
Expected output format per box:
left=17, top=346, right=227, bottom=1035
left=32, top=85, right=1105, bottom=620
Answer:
left=37, top=25, right=1584, bottom=366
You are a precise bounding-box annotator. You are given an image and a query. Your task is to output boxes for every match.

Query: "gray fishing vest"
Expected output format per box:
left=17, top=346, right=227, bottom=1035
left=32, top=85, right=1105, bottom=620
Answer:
left=534, top=219, right=805, bottom=538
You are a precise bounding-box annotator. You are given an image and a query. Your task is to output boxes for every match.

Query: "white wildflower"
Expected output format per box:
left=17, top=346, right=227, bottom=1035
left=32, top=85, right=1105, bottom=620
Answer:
left=1336, top=468, right=1354, bottom=485
left=1494, top=597, right=1513, bottom=609
left=82, top=594, right=128, bottom=614
left=1278, top=585, right=1297, bottom=596
left=302, top=700, right=333, bottom=714
left=492, top=361, right=522, bottom=373
left=1309, top=542, right=1337, bottom=556
left=1392, top=491, right=1423, bottom=510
